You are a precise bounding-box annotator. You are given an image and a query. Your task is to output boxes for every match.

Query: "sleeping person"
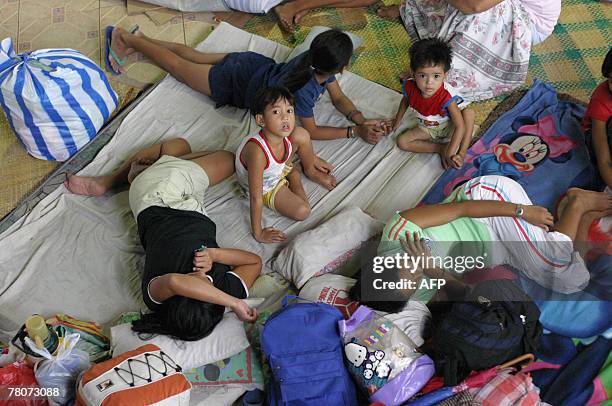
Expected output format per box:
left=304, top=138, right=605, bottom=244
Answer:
left=365, top=175, right=611, bottom=303
left=65, top=139, right=261, bottom=341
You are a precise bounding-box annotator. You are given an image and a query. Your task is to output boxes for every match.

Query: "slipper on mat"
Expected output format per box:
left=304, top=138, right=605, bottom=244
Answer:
left=104, top=25, right=139, bottom=76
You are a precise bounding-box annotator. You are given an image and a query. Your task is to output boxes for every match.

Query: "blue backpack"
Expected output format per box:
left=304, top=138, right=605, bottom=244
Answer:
left=261, top=296, right=358, bottom=406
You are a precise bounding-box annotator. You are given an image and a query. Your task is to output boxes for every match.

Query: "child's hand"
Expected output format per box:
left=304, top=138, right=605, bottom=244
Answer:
left=231, top=300, right=258, bottom=322
left=255, top=227, right=286, bottom=243
left=522, top=205, right=554, bottom=231
left=314, top=156, right=333, bottom=174
left=398, top=231, right=429, bottom=275
left=193, top=248, right=213, bottom=273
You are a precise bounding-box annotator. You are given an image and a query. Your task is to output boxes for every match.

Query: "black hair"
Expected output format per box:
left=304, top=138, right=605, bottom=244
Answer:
left=251, top=86, right=295, bottom=117
left=409, top=38, right=453, bottom=73
left=132, top=296, right=224, bottom=341
left=348, top=273, right=410, bottom=314
left=283, top=29, right=353, bottom=92
left=603, top=47, right=612, bottom=78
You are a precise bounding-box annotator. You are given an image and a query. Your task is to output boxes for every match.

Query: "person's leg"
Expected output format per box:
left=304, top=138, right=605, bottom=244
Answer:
left=189, top=151, right=235, bottom=187
left=376, top=4, right=401, bottom=20
left=554, top=188, right=612, bottom=241
left=109, top=27, right=219, bottom=95
left=65, top=138, right=191, bottom=196
left=272, top=180, right=311, bottom=221
left=274, top=0, right=377, bottom=30
left=464, top=176, right=611, bottom=292
left=396, top=127, right=441, bottom=153
left=291, top=126, right=337, bottom=190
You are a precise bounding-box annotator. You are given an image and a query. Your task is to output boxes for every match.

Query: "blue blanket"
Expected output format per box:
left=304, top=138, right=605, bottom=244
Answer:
left=420, top=80, right=611, bottom=338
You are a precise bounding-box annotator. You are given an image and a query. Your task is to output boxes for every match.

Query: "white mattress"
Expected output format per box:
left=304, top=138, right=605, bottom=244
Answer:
left=0, top=23, right=442, bottom=337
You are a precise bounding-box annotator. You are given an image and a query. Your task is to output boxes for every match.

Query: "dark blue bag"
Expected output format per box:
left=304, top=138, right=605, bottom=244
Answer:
left=261, top=295, right=358, bottom=406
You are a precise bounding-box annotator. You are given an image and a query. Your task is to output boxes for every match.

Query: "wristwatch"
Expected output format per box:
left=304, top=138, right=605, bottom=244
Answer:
left=515, top=204, right=524, bottom=218
left=346, top=126, right=356, bottom=139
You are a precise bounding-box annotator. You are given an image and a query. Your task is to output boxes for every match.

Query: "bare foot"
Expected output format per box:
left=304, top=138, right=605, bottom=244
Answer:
left=377, top=5, right=401, bottom=21
left=565, top=188, right=612, bottom=212
left=274, top=3, right=297, bottom=32
left=294, top=9, right=308, bottom=25
left=64, top=175, right=109, bottom=196
left=437, top=151, right=449, bottom=170
left=109, top=27, right=132, bottom=73
left=305, top=168, right=337, bottom=190
left=314, top=156, right=333, bottom=174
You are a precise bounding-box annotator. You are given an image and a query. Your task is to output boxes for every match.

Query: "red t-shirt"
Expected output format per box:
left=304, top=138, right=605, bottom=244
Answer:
left=582, top=81, right=612, bottom=132
left=402, top=79, right=464, bottom=127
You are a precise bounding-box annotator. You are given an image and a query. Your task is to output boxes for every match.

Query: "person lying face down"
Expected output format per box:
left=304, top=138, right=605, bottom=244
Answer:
left=64, top=138, right=262, bottom=341
left=105, top=26, right=392, bottom=144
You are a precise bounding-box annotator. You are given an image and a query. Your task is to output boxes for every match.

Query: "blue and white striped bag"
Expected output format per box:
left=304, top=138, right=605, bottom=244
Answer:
left=0, top=38, right=118, bottom=161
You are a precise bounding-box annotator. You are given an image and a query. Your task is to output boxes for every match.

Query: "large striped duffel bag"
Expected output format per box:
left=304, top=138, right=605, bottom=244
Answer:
left=0, top=37, right=118, bottom=161
left=75, top=344, right=191, bottom=406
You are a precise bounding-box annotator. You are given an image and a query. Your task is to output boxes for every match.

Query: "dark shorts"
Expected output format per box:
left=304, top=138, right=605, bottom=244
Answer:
left=208, top=51, right=275, bottom=109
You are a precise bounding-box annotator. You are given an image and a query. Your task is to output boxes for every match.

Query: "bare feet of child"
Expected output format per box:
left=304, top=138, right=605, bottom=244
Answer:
left=314, top=156, right=333, bottom=174
left=64, top=176, right=109, bottom=196
left=450, top=154, right=465, bottom=169
left=127, top=158, right=156, bottom=184
left=274, top=3, right=298, bottom=32
left=564, top=188, right=612, bottom=213
left=305, top=167, right=337, bottom=190
left=109, top=27, right=133, bottom=74
left=377, top=5, right=401, bottom=21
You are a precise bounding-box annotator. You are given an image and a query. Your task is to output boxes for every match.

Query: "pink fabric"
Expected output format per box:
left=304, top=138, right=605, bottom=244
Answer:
left=586, top=377, right=608, bottom=406
left=520, top=0, right=561, bottom=39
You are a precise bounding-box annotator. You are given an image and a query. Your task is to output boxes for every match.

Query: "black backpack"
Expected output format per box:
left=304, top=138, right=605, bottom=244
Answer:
left=432, top=279, right=542, bottom=386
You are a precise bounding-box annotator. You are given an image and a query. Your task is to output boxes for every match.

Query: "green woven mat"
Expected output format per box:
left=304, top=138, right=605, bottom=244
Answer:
left=243, top=0, right=612, bottom=123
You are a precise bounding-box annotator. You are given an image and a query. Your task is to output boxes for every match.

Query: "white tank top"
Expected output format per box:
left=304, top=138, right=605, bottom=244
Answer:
left=235, top=130, right=293, bottom=194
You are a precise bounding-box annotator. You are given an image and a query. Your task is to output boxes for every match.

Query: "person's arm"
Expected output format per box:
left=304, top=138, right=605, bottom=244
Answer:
left=243, top=143, right=286, bottom=243
left=399, top=233, right=467, bottom=301
left=445, top=101, right=466, bottom=166
left=401, top=200, right=554, bottom=230
left=591, top=118, right=612, bottom=189
left=149, top=273, right=257, bottom=321
left=207, top=248, right=262, bottom=287
left=326, top=80, right=367, bottom=124
left=447, top=0, right=503, bottom=14
left=393, top=97, right=409, bottom=131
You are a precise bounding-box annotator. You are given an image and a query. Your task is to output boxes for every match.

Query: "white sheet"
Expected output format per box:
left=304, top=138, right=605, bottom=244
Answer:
left=0, top=23, right=442, bottom=338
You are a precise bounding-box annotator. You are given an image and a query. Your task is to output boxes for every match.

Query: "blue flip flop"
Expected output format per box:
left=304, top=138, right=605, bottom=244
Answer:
left=104, top=25, right=139, bottom=76
left=104, top=26, right=123, bottom=76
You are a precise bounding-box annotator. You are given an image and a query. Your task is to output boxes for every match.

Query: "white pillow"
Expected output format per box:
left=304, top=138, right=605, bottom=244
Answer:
left=110, top=313, right=249, bottom=371
left=285, top=26, right=364, bottom=62
left=299, top=274, right=359, bottom=319
left=272, top=206, right=383, bottom=289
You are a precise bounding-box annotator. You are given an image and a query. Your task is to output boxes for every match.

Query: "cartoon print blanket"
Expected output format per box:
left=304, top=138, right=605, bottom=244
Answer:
left=419, top=80, right=611, bottom=405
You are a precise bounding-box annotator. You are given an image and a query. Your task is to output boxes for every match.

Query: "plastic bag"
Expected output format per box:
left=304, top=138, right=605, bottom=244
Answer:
left=0, top=361, right=47, bottom=406
left=339, top=306, right=435, bottom=406
left=26, top=333, right=90, bottom=405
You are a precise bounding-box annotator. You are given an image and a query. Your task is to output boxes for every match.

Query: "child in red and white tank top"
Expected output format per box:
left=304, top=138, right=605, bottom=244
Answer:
left=236, top=87, right=337, bottom=244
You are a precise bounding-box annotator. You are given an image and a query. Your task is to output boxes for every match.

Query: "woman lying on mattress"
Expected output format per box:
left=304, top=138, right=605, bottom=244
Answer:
left=369, top=175, right=611, bottom=302
left=64, top=139, right=261, bottom=341
left=105, top=27, right=391, bottom=145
